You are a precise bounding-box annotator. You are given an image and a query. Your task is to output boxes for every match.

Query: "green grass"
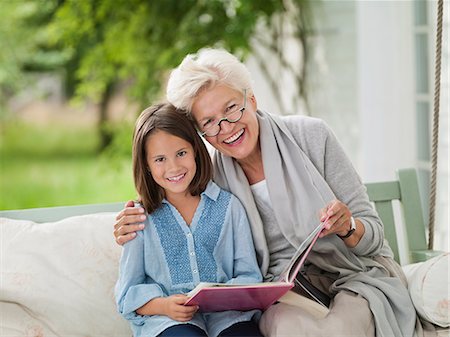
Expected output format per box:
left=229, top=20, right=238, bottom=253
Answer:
left=0, top=121, right=135, bottom=210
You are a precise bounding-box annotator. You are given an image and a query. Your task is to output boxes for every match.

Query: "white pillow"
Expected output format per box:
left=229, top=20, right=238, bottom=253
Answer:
left=0, top=214, right=131, bottom=336
left=1, top=302, right=56, bottom=337
left=403, top=253, right=450, bottom=327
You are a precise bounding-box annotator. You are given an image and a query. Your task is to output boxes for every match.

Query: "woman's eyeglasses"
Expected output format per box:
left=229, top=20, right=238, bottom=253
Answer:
left=198, top=90, right=247, bottom=137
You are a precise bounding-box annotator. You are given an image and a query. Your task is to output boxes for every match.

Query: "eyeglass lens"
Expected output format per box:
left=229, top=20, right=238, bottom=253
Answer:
left=201, top=91, right=247, bottom=137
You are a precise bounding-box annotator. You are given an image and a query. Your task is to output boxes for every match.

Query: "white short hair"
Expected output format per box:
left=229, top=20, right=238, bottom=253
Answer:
left=166, top=48, right=254, bottom=112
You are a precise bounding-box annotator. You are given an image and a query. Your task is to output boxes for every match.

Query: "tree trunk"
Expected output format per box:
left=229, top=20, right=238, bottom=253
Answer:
left=98, top=82, right=114, bottom=152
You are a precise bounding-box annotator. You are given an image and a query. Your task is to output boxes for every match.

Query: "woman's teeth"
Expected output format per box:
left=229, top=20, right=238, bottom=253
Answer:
left=224, top=129, right=244, bottom=144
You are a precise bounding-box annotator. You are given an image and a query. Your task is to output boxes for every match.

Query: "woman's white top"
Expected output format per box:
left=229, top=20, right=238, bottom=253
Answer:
left=250, top=179, right=297, bottom=278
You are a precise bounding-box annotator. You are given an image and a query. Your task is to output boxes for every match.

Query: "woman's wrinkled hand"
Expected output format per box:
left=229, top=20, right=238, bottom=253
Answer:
left=114, top=200, right=146, bottom=245
left=318, top=199, right=352, bottom=238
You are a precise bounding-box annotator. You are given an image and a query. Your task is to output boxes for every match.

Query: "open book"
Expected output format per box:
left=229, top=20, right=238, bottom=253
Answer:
left=184, top=219, right=331, bottom=315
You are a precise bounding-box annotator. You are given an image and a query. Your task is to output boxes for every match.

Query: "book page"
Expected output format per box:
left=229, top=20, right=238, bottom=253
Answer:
left=278, top=220, right=326, bottom=283
left=187, top=281, right=290, bottom=297
left=187, top=282, right=223, bottom=297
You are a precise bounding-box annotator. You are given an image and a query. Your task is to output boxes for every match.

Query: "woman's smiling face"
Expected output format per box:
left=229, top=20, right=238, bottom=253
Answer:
left=191, top=84, right=260, bottom=161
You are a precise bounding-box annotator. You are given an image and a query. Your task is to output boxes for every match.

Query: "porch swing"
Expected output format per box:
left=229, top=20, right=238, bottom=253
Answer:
left=364, top=0, right=446, bottom=263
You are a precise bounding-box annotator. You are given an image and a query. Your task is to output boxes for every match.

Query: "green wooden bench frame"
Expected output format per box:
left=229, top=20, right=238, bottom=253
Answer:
left=0, top=168, right=441, bottom=265
left=365, top=168, right=442, bottom=263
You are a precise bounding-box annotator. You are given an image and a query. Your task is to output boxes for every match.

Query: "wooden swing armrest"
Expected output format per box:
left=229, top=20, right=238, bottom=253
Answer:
left=410, top=250, right=445, bottom=264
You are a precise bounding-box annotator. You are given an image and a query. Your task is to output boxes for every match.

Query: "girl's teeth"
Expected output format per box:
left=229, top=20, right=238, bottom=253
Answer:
left=167, top=174, right=184, bottom=181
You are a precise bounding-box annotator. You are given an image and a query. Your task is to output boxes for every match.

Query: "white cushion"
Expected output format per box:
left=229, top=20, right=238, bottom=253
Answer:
left=0, top=302, right=56, bottom=337
left=0, top=214, right=131, bottom=336
left=2, top=212, right=448, bottom=334
left=403, top=253, right=450, bottom=327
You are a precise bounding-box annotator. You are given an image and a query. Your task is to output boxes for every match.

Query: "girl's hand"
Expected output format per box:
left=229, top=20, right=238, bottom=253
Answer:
left=318, top=199, right=352, bottom=238
left=162, top=294, right=199, bottom=322
left=114, top=200, right=146, bottom=245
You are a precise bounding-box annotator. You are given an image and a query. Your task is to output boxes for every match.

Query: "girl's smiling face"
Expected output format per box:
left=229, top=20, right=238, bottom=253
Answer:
left=146, top=130, right=197, bottom=201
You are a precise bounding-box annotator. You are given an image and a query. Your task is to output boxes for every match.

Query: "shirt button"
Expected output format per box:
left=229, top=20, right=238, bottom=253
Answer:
left=187, top=233, right=192, bottom=237
left=193, top=269, right=198, bottom=273
left=190, top=252, right=195, bottom=256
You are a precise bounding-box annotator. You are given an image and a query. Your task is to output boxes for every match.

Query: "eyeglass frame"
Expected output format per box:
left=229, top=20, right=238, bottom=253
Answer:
left=197, top=89, right=247, bottom=137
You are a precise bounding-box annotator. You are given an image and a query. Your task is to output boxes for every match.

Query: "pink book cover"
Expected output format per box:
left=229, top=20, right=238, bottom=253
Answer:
left=184, top=219, right=327, bottom=312
left=184, top=282, right=293, bottom=312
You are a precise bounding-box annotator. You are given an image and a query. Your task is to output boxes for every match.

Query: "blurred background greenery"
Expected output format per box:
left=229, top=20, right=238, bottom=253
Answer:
left=0, top=121, right=134, bottom=209
left=0, top=0, right=312, bottom=209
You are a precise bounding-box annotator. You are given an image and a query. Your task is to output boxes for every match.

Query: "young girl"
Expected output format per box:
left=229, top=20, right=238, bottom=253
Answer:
left=115, top=103, right=264, bottom=337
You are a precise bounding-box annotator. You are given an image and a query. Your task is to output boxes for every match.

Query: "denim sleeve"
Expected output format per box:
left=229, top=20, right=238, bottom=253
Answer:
left=115, top=231, right=165, bottom=325
left=226, top=196, right=263, bottom=285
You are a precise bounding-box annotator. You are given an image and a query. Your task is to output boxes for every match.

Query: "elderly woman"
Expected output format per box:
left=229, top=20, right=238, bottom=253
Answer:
left=114, top=49, right=417, bottom=336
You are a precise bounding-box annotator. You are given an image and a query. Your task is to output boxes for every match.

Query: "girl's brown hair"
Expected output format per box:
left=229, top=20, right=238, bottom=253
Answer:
left=133, top=102, right=213, bottom=213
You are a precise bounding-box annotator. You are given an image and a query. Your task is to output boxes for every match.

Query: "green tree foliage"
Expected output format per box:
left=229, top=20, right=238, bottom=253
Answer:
left=2, top=0, right=312, bottom=149
left=0, top=1, right=68, bottom=110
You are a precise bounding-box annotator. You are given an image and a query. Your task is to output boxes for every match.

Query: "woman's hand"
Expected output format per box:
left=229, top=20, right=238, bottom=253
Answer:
left=114, top=200, right=146, bottom=245
left=318, top=199, right=364, bottom=247
left=319, top=199, right=352, bottom=237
